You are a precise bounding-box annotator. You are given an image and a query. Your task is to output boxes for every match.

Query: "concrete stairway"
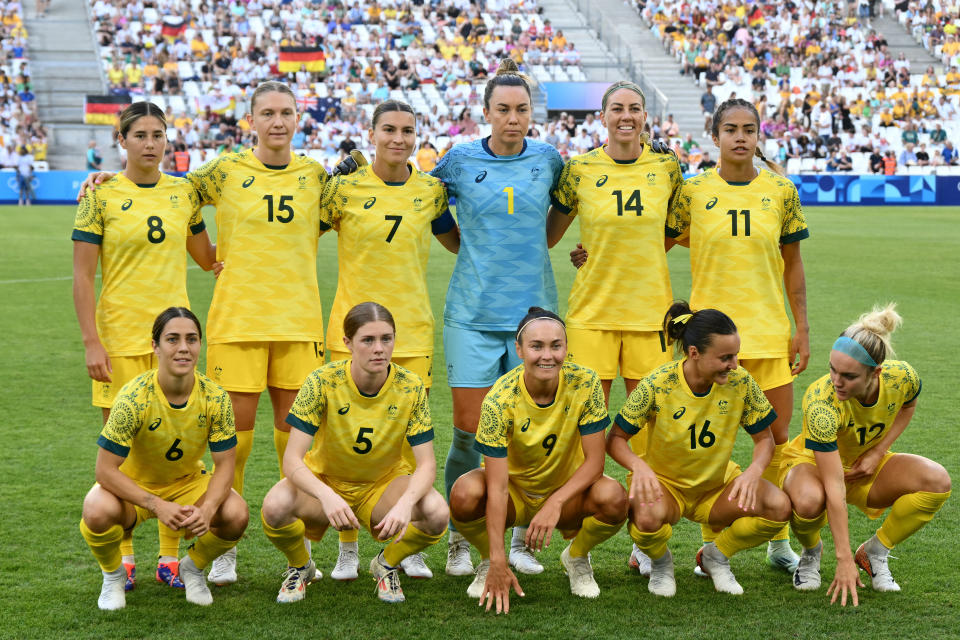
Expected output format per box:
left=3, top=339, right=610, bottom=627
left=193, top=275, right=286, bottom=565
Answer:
left=22, top=0, right=118, bottom=169
left=873, top=13, right=942, bottom=74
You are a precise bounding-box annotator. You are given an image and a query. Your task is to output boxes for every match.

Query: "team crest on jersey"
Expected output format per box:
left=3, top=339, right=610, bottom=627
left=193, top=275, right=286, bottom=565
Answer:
left=242, top=176, right=255, bottom=188
left=364, top=197, right=377, bottom=209
left=530, top=166, right=542, bottom=181
left=169, top=194, right=180, bottom=208
left=761, top=196, right=771, bottom=210
left=646, top=172, right=656, bottom=185
left=706, top=197, right=718, bottom=210
left=148, top=418, right=162, bottom=431
left=887, top=402, right=896, bottom=414
left=298, top=175, right=308, bottom=190
left=673, top=407, right=686, bottom=419
left=595, top=175, right=608, bottom=187
left=475, top=170, right=487, bottom=183
left=197, top=413, right=207, bottom=430
left=121, top=199, right=133, bottom=211
left=213, top=366, right=223, bottom=380
left=413, top=197, right=423, bottom=210
left=717, top=400, right=729, bottom=415
left=387, top=404, right=399, bottom=420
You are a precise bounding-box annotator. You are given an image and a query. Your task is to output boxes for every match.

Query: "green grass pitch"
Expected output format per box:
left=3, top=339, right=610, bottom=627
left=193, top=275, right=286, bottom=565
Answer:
left=0, top=204, right=956, bottom=639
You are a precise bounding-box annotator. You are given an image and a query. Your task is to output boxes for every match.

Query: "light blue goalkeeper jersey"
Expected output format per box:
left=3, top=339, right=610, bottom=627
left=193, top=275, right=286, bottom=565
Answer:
left=432, top=137, right=563, bottom=330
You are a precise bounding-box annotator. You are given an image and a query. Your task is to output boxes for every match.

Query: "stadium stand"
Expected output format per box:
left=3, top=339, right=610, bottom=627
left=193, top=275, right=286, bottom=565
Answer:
left=1, top=0, right=48, bottom=173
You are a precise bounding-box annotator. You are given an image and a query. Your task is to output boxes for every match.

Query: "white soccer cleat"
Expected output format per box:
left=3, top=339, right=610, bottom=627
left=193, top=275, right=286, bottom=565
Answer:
left=628, top=543, right=652, bottom=577
left=792, top=542, right=823, bottom=591
left=466, top=559, right=490, bottom=599
left=370, top=553, right=405, bottom=603
left=648, top=550, right=676, bottom=597
left=509, top=526, right=544, bottom=575
left=400, top=552, right=433, bottom=579
left=332, top=541, right=360, bottom=581
left=97, top=566, right=126, bottom=610
left=207, top=546, right=237, bottom=585
left=179, top=554, right=213, bottom=606
left=767, top=539, right=801, bottom=574
left=855, top=536, right=900, bottom=592
left=696, top=543, right=744, bottom=595
left=446, top=531, right=474, bottom=576
left=560, top=545, right=600, bottom=598
left=276, top=560, right=318, bottom=604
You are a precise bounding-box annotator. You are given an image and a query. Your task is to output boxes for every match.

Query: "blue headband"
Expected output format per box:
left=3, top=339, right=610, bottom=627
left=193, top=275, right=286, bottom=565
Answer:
left=832, top=336, right=878, bottom=367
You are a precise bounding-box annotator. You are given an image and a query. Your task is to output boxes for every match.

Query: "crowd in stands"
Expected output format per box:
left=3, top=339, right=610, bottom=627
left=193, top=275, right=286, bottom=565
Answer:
left=88, top=0, right=584, bottom=172
left=897, top=1, right=960, bottom=68
left=0, top=0, right=48, bottom=187
left=635, top=0, right=959, bottom=173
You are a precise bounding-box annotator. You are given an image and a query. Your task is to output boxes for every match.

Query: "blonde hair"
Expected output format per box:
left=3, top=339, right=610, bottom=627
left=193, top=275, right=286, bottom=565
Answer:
left=250, top=80, right=297, bottom=112
left=601, top=80, right=650, bottom=145
left=841, top=303, right=902, bottom=365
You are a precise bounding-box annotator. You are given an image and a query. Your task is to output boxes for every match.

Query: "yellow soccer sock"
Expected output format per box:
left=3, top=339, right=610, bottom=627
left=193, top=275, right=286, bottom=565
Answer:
left=231, top=430, right=254, bottom=495
left=715, top=516, right=786, bottom=558
left=383, top=523, right=447, bottom=567
left=451, top=515, right=490, bottom=558
left=790, top=510, right=827, bottom=550
left=119, top=529, right=134, bottom=558
left=700, top=523, right=719, bottom=544
left=80, top=520, right=124, bottom=572
left=628, top=522, right=672, bottom=560
left=569, top=516, right=624, bottom=558
left=157, top=522, right=181, bottom=559
left=187, top=531, right=237, bottom=570
left=762, top=443, right=790, bottom=541
left=877, top=490, right=951, bottom=549
left=339, top=528, right=359, bottom=544
left=262, top=514, right=311, bottom=568
left=274, top=428, right=290, bottom=476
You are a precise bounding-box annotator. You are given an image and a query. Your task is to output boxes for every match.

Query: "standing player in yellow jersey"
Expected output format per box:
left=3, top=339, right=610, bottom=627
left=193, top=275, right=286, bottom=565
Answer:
left=73, top=102, right=216, bottom=592
left=449, top=308, right=627, bottom=612
left=260, top=303, right=448, bottom=604
left=79, top=308, right=248, bottom=610
left=782, top=305, right=950, bottom=605
left=666, top=98, right=810, bottom=573
left=320, top=99, right=459, bottom=581
left=607, top=303, right=791, bottom=597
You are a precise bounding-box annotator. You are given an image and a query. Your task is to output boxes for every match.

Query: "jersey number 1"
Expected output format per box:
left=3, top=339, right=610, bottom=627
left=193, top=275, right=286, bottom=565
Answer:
left=503, top=187, right=514, bottom=215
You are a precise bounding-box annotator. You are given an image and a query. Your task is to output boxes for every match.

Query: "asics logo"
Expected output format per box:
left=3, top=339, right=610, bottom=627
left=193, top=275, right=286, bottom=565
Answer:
left=475, top=170, right=487, bottom=183
left=121, top=199, right=133, bottom=210
left=148, top=418, right=162, bottom=431
left=242, top=176, right=255, bottom=188
left=673, top=407, right=686, bottom=420
left=595, top=175, right=608, bottom=187
left=705, top=197, right=718, bottom=210
left=364, top=197, right=377, bottom=209
left=338, top=403, right=351, bottom=415
left=520, top=418, right=531, bottom=432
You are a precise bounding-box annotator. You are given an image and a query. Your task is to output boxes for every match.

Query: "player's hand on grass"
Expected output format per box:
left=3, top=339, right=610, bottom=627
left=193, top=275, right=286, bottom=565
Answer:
left=844, top=448, right=884, bottom=482
left=84, top=340, right=112, bottom=382
left=827, top=557, right=863, bottom=607
left=373, top=498, right=413, bottom=541
left=321, top=491, right=361, bottom=531
left=76, top=172, right=115, bottom=201
left=727, top=468, right=761, bottom=512
left=525, top=498, right=561, bottom=551
left=629, top=462, right=662, bottom=506
left=480, top=561, right=524, bottom=614
left=569, top=243, right=588, bottom=269
left=789, top=329, right=810, bottom=375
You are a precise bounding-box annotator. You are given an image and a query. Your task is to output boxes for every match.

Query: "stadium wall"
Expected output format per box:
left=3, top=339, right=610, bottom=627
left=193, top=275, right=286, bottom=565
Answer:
left=3, top=171, right=960, bottom=207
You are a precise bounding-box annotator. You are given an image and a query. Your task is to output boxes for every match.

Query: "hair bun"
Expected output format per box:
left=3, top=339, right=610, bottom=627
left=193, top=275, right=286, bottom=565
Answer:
left=496, top=58, right=520, bottom=75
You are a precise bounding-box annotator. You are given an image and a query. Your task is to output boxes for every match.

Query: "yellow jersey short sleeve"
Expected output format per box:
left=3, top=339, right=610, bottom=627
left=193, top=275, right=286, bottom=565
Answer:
left=98, top=370, right=237, bottom=486
left=615, top=360, right=775, bottom=490
left=675, top=169, right=809, bottom=359
left=286, top=361, right=433, bottom=483
left=801, top=362, right=921, bottom=467
left=320, top=165, right=452, bottom=356
left=474, top=363, right=610, bottom=497
left=72, top=175, right=206, bottom=356
left=188, top=151, right=330, bottom=344
left=550, top=147, right=683, bottom=330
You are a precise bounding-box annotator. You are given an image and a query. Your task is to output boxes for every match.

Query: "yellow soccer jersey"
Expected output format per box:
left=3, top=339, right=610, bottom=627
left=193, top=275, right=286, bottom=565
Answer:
left=286, top=360, right=433, bottom=483
left=320, top=164, right=452, bottom=356
left=667, top=169, right=809, bottom=358
left=72, top=174, right=205, bottom=356
left=189, top=150, right=329, bottom=344
left=795, top=361, right=921, bottom=468
left=98, top=370, right=236, bottom=486
left=615, top=359, right=775, bottom=490
left=551, top=145, right=683, bottom=330
left=474, top=362, right=610, bottom=497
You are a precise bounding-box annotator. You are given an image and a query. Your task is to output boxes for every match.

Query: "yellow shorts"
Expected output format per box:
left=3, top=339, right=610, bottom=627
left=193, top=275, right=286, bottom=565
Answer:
left=740, top=357, right=794, bottom=391
left=629, top=461, right=741, bottom=524
left=566, top=329, right=669, bottom=380
left=92, top=353, right=157, bottom=408
left=781, top=448, right=896, bottom=519
left=127, top=470, right=211, bottom=529
left=328, top=350, right=433, bottom=389
left=321, top=471, right=408, bottom=533
left=507, top=481, right=552, bottom=527
left=207, top=341, right=324, bottom=392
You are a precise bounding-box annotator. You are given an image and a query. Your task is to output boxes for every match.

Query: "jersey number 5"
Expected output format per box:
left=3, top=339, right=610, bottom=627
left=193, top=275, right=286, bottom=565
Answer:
left=353, top=427, right=374, bottom=454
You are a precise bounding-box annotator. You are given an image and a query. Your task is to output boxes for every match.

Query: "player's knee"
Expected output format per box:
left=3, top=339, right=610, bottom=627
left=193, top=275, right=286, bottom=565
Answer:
left=260, top=481, right=295, bottom=527
left=764, top=487, right=792, bottom=522
left=220, top=493, right=250, bottom=536
left=593, top=479, right=628, bottom=522
left=630, top=506, right=665, bottom=532
left=790, top=485, right=825, bottom=518
left=921, top=460, right=951, bottom=494
left=420, top=490, right=450, bottom=534
left=449, top=475, right=485, bottom=521
left=81, top=486, right=120, bottom=531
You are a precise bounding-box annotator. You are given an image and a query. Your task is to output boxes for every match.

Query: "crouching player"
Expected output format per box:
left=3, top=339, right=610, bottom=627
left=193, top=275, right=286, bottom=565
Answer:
left=783, top=304, right=950, bottom=605
left=607, top=302, right=791, bottom=597
left=79, top=307, right=248, bottom=610
left=260, top=302, right=448, bottom=604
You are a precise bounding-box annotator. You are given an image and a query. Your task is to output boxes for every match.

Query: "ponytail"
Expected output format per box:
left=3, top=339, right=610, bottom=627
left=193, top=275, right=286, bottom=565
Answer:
left=663, top=301, right=737, bottom=358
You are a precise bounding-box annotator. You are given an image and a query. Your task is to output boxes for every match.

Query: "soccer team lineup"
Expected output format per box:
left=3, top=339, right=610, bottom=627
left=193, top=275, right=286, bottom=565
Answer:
left=68, top=61, right=954, bottom=618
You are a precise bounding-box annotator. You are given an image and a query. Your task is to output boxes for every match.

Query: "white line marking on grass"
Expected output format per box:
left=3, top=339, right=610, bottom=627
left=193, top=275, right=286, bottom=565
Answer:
left=0, top=265, right=203, bottom=285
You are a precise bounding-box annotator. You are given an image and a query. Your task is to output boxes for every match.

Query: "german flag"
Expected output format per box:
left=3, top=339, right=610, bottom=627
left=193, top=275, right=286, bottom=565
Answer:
left=278, top=47, right=326, bottom=73
left=84, top=95, right=129, bottom=125
left=162, top=16, right=186, bottom=40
